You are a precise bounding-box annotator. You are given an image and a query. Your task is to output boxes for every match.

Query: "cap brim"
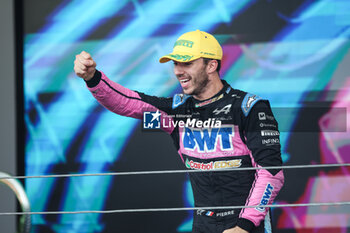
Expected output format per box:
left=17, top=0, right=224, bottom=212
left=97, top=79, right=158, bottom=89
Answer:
left=159, top=53, right=200, bottom=63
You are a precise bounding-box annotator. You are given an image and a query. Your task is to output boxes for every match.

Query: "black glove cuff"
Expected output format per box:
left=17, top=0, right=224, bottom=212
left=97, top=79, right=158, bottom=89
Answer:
left=85, top=70, right=101, bottom=88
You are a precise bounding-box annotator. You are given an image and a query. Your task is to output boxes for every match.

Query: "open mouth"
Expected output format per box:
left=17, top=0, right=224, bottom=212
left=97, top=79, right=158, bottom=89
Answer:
left=180, top=79, right=190, bottom=84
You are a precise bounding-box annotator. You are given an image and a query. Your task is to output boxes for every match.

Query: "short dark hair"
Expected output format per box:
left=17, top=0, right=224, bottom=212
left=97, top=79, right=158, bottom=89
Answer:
left=203, top=58, right=221, bottom=73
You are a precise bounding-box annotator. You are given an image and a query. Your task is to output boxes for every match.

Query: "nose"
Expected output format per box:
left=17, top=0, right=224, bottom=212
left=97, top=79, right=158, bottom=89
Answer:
left=174, top=64, right=184, bottom=77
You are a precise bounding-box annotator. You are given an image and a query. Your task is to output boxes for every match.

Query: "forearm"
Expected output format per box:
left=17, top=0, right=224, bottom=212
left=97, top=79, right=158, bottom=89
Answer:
left=238, top=168, right=284, bottom=231
left=239, top=100, right=285, bottom=231
left=86, top=70, right=153, bottom=119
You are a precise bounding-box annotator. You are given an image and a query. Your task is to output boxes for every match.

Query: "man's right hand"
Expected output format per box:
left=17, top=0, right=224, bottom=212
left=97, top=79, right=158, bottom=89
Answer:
left=74, top=51, right=96, bottom=81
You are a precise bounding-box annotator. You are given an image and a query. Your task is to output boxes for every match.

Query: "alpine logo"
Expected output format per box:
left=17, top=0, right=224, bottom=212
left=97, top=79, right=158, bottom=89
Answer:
left=256, top=183, right=274, bottom=212
left=213, top=104, right=232, bottom=115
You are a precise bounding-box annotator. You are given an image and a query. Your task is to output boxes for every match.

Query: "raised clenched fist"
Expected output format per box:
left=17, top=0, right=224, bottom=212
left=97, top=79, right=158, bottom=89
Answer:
left=74, top=51, right=96, bottom=81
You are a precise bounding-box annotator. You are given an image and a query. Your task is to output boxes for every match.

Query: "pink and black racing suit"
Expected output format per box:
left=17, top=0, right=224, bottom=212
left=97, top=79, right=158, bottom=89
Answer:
left=86, top=70, right=284, bottom=233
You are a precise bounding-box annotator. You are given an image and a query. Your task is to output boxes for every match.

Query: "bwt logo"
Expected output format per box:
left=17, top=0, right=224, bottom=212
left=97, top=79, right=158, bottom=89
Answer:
left=256, top=183, right=274, bottom=212
left=183, top=127, right=234, bottom=152
left=143, top=111, right=161, bottom=129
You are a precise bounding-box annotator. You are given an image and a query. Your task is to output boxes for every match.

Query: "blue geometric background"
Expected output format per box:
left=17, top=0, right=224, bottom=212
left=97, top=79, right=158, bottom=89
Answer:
left=23, top=0, right=350, bottom=232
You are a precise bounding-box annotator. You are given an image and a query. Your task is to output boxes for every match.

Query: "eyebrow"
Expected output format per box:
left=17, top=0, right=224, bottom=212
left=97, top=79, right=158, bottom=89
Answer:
left=173, top=61, right=192, bottom=65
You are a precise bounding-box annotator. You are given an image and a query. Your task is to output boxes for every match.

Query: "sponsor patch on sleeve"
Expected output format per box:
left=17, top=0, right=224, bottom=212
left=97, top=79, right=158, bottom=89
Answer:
left=241, top=93, right=262, bottom=116
left=172, top=94, right=190, bottom=109
left=256, top=183, right=274, bottom=212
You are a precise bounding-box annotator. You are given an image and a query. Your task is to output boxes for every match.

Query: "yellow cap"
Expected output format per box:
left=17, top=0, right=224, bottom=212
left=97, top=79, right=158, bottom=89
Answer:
left=159, top=30, right=223, bottom=63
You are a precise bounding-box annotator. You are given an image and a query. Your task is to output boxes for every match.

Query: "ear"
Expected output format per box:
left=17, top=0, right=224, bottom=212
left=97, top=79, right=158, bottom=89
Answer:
left=206, top=60, right=218, bottom=74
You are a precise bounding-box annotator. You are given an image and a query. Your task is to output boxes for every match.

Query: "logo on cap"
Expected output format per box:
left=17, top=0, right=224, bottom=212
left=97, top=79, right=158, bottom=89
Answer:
left=174, top=40, right=194, bottom=48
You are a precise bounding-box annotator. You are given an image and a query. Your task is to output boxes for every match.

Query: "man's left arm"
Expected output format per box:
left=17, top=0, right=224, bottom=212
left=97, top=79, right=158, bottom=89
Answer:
left=236, top=100, right=285, bottom=232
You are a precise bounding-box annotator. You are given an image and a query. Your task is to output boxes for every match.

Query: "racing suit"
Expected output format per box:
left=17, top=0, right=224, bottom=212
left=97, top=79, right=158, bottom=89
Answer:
left=86, top=70, right=284, bottom=233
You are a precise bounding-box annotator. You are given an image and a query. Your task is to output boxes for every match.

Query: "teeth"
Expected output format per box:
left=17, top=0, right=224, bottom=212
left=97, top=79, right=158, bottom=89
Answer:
left=180, top=79, right=189, bottom=83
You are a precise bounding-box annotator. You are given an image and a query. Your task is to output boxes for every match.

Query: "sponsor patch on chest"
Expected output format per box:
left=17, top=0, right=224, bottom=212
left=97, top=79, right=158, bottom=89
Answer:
left=185, top=158, right=242, bottom=170
left=182, top=126, right=234, bottom=152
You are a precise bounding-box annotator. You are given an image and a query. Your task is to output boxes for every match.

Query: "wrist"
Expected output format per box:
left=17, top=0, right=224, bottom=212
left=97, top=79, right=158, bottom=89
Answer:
left=236, top=218, right=255, bottom=232
left=84, top=69, right=96, bottom=81
left=85, top=70, right=101, bottom=88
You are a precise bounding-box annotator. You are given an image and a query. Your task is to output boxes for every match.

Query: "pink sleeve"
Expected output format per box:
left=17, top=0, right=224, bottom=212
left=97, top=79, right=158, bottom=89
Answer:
left=87, top=71, right=174, bottom=134
left=239, top=167, right=284, bottom=226
left=88, top=72, right=147, bottom=119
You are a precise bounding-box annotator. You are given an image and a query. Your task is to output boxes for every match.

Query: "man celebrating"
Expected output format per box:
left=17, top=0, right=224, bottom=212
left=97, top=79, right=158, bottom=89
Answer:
left=74, top=30, right=284, bottom=233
